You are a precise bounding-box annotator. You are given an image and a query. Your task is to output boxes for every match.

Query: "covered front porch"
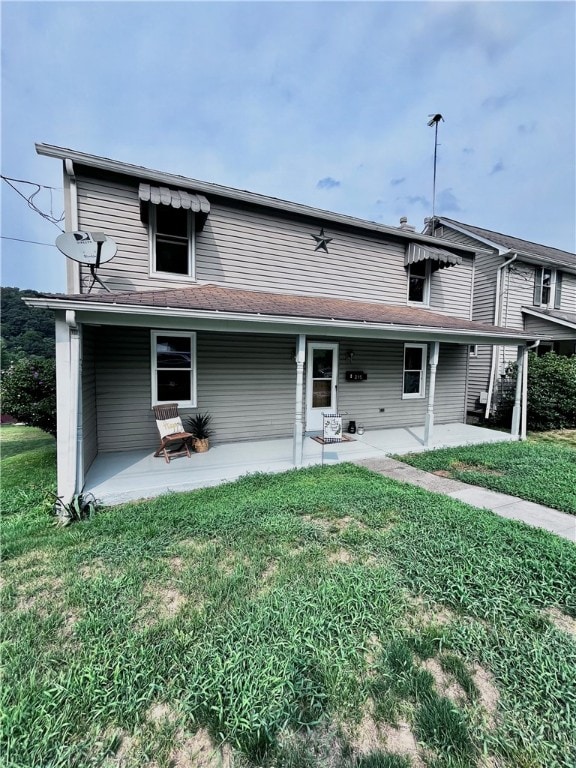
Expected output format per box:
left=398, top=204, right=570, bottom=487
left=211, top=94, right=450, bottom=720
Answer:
left=84, top=422, right=515, bottom=505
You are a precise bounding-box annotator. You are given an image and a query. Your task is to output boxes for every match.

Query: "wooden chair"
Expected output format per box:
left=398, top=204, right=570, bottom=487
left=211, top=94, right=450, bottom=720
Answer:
left=152, top=403, right=194, bottom=463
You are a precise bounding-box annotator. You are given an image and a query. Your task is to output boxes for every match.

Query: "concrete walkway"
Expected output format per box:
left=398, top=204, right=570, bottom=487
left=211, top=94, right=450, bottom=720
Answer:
left=356, top=457, right=576, bottom=543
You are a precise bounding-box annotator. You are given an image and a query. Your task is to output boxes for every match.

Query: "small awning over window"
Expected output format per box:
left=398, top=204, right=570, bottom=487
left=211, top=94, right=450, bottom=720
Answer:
left=404, top=242, right=462, bottom=270
left=139, top=183, right=210, bottom=229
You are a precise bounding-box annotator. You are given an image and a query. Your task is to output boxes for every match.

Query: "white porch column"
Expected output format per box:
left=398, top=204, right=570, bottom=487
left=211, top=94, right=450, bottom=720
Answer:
left=424, top=341, right=440, bottom=446
left=511, top=345, right=524, bottom=439
left=520, top=345, right=529, bottom=440
left=55, top=311, right=81, bottom=503
left=293, top=334, right=306, bottom=466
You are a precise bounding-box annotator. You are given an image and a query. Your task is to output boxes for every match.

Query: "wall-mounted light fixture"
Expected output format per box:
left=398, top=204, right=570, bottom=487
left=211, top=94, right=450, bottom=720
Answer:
left=346, top=350, right=355, bottom=363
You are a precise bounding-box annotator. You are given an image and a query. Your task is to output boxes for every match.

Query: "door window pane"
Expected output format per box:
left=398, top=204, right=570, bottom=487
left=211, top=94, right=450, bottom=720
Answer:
left=312, top=350, right=332, bottom=378
left=313, top=379, right=332, bottom=408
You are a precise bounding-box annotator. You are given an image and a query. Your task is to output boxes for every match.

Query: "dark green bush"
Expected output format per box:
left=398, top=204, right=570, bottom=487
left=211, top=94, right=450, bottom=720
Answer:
left=0, top=356, right=57, bottom=436
left=494, top=351, right=576, bottom=431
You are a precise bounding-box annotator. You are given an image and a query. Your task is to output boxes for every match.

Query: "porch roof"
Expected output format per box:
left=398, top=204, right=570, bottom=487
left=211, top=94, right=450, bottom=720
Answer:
left=522, top=306, right=576, bottom=332
left=28, top=283, right=539, bottom=344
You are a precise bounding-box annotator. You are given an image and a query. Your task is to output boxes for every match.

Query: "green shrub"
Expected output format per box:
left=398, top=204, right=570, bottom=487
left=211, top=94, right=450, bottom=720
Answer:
left=494, top=351, right=576, bottom=431
left=0, top=356, right=57, bottom=436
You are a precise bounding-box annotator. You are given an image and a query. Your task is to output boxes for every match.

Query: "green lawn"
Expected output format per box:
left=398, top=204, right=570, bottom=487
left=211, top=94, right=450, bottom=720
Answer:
left=2, top=426, right=576, bottom=768
left=393, top=435, right=576, bottom=515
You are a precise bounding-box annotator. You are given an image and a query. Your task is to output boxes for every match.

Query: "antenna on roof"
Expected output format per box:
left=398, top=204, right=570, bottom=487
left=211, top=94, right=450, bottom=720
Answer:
left=427, top=113, right=444, bottom=236
left=55, top=231, right=117, bottom=293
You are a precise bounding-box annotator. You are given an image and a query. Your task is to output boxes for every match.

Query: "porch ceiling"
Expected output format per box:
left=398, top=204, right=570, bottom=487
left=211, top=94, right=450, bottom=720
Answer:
left=27, top=283, right=538, bottom=345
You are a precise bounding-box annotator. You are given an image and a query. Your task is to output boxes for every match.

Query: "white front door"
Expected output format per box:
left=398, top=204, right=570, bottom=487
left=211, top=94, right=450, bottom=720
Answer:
left=305, top=342, right=339, bottom=431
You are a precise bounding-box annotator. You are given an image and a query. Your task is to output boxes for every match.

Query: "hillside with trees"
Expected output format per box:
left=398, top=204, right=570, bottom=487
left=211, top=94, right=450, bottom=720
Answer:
left=1, top=287, right=55, bottom=366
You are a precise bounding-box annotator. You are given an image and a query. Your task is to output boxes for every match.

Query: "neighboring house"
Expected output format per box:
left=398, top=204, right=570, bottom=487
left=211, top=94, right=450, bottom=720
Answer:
left=427, top=217, right=576, bottom=418
left=27, top=145, right=536, bottom=502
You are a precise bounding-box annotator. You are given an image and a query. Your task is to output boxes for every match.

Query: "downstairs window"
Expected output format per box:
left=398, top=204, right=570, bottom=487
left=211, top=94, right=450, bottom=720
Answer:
left=403, top=343, right=427, bottom=399
left=151, top=331, right=196, bottom=407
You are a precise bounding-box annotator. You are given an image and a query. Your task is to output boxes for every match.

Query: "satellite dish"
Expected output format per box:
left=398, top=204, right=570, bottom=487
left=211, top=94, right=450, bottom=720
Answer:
left=56, top=231, right=117, bottom=265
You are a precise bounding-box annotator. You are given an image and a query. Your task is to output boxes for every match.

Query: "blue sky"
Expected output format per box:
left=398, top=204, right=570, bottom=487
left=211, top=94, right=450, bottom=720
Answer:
left=1, top=0, right=575, bottom=292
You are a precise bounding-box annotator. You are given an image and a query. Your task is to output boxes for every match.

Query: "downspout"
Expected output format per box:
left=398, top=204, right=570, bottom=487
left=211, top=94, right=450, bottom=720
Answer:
left=63, top=158, right=81, bottom=294
left=67, top=311, right=82, bottom=496
left=485, top=253, right=517, bottom=418
left=520, top=340, right=540, bottom=440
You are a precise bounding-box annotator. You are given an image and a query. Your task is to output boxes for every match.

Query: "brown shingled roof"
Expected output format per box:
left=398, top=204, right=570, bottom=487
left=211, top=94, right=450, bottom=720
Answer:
left=439, top=217, right=576, bottom=269
left=40, top=283, right=530, bottom=336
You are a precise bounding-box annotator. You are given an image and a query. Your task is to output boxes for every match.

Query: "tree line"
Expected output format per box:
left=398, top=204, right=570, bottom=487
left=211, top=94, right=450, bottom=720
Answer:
left=1, top=287, right=56, bottom=435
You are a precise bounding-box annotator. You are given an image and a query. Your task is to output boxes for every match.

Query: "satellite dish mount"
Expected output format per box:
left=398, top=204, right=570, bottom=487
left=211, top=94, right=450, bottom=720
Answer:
left=55, top=231, right=117, bottom=293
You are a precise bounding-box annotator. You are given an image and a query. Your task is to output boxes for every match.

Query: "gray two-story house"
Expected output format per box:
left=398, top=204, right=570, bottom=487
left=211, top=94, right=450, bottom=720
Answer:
left=428, top=217, right=576, bottom=418
left=27, top=145, right=536, bottom=503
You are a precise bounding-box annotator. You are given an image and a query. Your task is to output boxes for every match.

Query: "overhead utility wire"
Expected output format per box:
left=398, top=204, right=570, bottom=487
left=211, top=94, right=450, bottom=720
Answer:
left=1, top=236, right=57, bottom=247
left=1, top=175, right=65, bottom=232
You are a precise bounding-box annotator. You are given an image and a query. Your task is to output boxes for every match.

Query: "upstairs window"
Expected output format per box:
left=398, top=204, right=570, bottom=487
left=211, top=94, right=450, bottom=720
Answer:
left=534, top=267, right=562, bottom=309
left=150, top=204, right=195, bottom=278
left=403, top=343, right=427, bottom=399
left=407, top=261, right=430, bottom=304
left=151, top=331, right=196, bottom=407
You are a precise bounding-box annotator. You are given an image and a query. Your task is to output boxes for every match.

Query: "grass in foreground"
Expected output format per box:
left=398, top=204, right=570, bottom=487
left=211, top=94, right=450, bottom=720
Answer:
left=394, top=435, right=576, bottom=515
left=2, top=426, right=576, bottom=768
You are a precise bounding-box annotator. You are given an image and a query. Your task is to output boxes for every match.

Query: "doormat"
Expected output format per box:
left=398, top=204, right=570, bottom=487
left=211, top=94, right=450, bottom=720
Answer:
left=310, top=434, right=356, bottom=445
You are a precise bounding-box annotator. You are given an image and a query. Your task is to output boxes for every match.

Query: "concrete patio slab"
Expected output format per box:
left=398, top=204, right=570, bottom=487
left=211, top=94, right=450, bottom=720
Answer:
left=84, top=423, right=515, bottom=505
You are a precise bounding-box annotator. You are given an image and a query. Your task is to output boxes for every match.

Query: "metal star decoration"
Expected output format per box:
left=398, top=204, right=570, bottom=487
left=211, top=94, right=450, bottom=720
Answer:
left=312, top=228, right=333, bottom=253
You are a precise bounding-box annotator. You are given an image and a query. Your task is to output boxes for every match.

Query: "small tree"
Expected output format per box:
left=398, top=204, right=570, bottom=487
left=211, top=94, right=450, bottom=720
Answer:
left=494, top=351, right=576, bottom=431
left=0, top=356, right=57, bottom=436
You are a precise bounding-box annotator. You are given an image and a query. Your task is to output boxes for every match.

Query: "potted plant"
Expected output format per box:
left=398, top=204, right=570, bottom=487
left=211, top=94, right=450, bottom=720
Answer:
left=185, top=412, right=213, bottom=452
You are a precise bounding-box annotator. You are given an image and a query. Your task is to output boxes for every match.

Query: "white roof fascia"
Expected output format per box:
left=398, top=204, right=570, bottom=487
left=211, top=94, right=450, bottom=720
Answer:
left=522, top=307, right=576, bottom=331
left=35, top=144, right=486, bottom=255
left=24, top=297, right=538, bottom=345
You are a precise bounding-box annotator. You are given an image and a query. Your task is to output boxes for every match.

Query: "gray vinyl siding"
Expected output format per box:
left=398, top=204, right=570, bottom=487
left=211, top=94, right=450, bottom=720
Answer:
left=434, top=226, right=501, bottom=324
left=81, top=326, right=98, bottom=472
left=429, top=257, right=473, bottom=319
left=434, top=344, right=468, bottom=423
left=95, top=327, right=155, bottom=452
left=433, top=227, right=483, bottom=250
left=502, top=265, right=534, bottom=330
left=94, top=328, right=297, bottom=452
left=471, top=252, right=501, bottom=322
left=559, top=272, right=576, bottom=313
left=336, top=341, right=466, bottom=428
left=74, top=173, right=473, bottom=318
left=197, top=203, right=411, bottom=305
left=466, top=345, right=492, bottom=412
left=92, top=328, right=467, bottom=452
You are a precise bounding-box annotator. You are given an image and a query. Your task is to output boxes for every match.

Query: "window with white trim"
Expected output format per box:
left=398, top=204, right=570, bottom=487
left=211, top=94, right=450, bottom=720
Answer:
left=149, top=204, right=195, bottom=278
left=151, top=331, right=196, bottom=407
left=469, top=345, right=478, bottom=357
left=407, top=261, right=430, bottom=304
left=533, top=267, right=562, bottom=309
left=403, top=343, right=427, bottom=399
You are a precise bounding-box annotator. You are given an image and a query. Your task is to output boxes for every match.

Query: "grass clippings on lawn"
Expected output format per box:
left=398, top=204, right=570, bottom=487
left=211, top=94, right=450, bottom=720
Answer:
left=394, top=436, right=576, bottom=515
left=2, top=426, right=576, bottom=768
